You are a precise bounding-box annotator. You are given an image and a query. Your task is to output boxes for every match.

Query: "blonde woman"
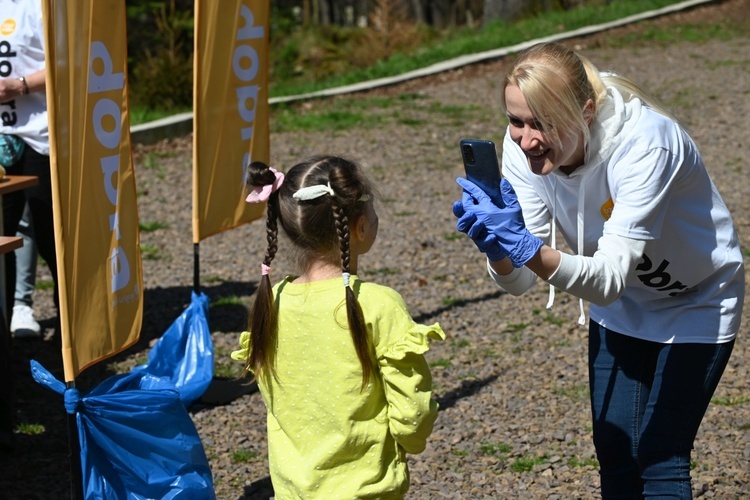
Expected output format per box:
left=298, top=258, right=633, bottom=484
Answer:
left=453, top=42, right=743, bottom=498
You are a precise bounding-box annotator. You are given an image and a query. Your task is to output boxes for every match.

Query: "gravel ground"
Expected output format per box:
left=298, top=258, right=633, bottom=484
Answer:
left=1, top=1, right=749, bottom=498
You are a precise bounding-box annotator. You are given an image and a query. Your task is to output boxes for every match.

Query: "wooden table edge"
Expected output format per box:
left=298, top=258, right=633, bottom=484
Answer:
left=0, top=236, right=23, bottom=255
left=0, top=175, right=39, bottom=196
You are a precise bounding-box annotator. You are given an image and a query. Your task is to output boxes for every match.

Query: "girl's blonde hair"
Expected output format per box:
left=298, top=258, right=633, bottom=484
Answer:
left=243, top=155, right=376, bottom=390
left=500, top=42, right=677, bottom=148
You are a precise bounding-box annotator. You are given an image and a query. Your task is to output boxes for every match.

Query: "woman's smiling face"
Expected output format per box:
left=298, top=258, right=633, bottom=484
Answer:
left=504, top=84, right=587, bottom=176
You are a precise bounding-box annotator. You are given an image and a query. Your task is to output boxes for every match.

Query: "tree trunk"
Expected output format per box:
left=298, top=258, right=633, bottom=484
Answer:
left=409, top=0, right=426, bottom=23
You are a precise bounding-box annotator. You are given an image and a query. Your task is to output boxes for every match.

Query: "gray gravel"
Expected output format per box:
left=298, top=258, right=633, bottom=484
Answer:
left=1, top=1, right=749, bottom=498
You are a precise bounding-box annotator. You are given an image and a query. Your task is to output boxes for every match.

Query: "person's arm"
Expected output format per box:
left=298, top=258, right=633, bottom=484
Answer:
left=373, top=290, right=444, bottom=454
left=20, top=68, right=46, bottom=95
left=486, top=258, right=538, bottom=295
left=490, top=244, right=559, bottom=280
left=490, top=233, right=644, bottom=304
left=379, top=346, right=440, bottom=454
left=0, top=68, right=45, bottom=101
left=544, top=233, right=646, bottom=306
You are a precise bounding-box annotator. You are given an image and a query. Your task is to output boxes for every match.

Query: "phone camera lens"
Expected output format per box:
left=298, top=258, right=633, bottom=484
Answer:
left=462, top=145, right=475, bottom=164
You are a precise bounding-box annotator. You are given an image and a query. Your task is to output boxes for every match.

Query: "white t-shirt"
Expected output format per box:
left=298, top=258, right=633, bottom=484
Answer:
left=0, top=0, right=48, bottom=155
left=492, top=86, right=744, bottom=344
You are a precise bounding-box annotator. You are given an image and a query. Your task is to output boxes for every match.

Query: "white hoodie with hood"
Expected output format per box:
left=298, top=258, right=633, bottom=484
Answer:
left=488, top=85, right=744, bottom=344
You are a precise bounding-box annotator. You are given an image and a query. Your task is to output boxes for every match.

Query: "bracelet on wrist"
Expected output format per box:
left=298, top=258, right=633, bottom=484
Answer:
left=19, top=76, right=29, bottom=95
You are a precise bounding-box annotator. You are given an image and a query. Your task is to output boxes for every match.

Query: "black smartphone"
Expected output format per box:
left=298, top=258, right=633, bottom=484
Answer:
left=460, top=138, right=503, bottom=206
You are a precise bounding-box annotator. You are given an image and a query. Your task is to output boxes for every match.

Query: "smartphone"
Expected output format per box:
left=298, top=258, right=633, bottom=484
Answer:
left=460, top=138, right=503, bottom=206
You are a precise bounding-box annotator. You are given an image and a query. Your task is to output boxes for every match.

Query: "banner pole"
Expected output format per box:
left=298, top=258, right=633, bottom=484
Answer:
left=193, top=243, right=200, bottom=293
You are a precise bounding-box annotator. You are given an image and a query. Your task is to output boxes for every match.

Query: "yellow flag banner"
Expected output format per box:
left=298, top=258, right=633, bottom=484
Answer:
left=42, top=1, right=143, bottom=381
left=193, top=0, right=270, bottom=242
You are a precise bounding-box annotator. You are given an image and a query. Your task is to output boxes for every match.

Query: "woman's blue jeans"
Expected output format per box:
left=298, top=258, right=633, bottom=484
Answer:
left=588, top=322, right=734, bottom=499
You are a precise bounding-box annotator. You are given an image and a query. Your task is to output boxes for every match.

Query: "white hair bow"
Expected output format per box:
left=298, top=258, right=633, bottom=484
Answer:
left=293, top=182, right=335, bottom=201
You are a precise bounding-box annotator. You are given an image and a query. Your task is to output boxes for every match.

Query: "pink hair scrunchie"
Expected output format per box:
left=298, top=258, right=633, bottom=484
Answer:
left=246, top=167, right=285, bottom=203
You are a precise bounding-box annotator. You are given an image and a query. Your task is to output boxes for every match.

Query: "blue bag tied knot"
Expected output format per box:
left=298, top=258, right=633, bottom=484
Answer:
left=64, top=388, right=81, bottom=414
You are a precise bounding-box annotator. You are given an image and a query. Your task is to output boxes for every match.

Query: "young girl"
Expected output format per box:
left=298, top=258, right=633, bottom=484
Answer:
left=232, top=155, right=445, bottom=499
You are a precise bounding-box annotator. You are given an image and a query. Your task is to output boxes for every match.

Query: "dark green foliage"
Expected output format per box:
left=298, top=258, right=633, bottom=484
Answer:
left=126, top=0, right=194, bottom=111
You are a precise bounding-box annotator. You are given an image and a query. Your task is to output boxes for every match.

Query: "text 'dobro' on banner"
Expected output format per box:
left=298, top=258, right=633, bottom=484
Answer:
left=42, top=0, right=143, bottom=381
left=193, top=0, right=271, bottom=242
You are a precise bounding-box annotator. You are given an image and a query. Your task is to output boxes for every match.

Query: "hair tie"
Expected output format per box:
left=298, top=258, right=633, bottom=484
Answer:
left=246, top=168, right=285, bottom=203
left=342, top=272, right=351, bottom=287
left=293, top=182, right=335, bottom=201
left=261, top=263, right=271, bottom=276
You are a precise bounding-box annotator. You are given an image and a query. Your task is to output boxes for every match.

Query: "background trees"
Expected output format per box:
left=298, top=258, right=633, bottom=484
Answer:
left=123, top=0, right=614, bottom=111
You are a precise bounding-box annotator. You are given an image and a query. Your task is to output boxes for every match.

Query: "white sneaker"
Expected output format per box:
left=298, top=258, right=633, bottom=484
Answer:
left=10, top=304, right=41, bottom=338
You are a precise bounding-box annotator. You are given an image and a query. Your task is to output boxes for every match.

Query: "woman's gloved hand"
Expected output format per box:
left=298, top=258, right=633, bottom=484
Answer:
left=454, top=177, right=542, bottom=268
left=452, top=197, right=508, bottom=262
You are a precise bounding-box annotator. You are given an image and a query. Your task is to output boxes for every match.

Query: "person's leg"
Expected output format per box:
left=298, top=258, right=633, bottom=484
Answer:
left=20, top=148, right=58, bottom=312
left=10, top=203, right=40, bottom=338
left=638, top=340, right=734, bottom=498
left=2, top=167, right=28, bottom=324
left=589, top=322, right=658, bottom=499
left=14, top=203, right=37, bottom=307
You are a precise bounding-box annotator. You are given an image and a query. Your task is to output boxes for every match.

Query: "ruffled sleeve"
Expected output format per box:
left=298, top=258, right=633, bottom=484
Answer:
left=231, top=331, right=252, bottom=362
left=378, top=322, right=445, bottom=454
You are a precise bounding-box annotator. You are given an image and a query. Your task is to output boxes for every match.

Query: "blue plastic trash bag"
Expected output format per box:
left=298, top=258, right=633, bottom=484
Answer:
left=136, top=291, right=213, bottom=406
left=31, top=360, right=216, bottom=499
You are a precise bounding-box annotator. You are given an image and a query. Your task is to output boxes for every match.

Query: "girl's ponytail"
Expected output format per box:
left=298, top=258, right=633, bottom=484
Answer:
left=244, top=162, right=284, bottom=382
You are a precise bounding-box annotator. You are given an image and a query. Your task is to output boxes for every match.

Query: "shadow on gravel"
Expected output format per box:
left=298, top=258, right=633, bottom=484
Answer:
left=436, top=374, right=501, bottom=411
left=241, top=476, right=274, bottom=499
left=138, top=280, right=257, bottom=343
left=412, top=290, right=506, bottom=324
left=191, top=378, right=258, bottom=412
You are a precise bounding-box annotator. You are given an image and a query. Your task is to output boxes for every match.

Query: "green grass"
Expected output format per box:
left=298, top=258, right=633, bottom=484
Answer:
left=268, top=90, right=494, bottom=133
left=35, top=279, right=54, bottom=291
left=214, top=344, right=245, bottom=379
left=139, top=220, right=169, bottom=232
left=554, top=384, right=590, bottom=402
left=480, top=442, right=512, bottom=456
left=504, top=322, right=528, bottom=334
left=271, top=104, right=385, bottom=132
left=230, top=449, right=258, bottom=464
left=429, top=358, right=452, bottom=368
left=441, top=296, right=462, bottom=306
left=510, top=454, right=550, bottom=473
left=568, top=456, right=599, bottom=468
left=711, top=395, right=749, bottom=406
left=130, top=106, right=191, bottom=126
left=211, top=295, right=244, bottom=307
left=140, top=243, right=162, bottom=260
left=15, top=422, right=45, bottom=435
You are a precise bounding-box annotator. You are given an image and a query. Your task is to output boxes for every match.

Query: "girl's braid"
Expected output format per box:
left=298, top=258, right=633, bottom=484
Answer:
left=332, top=203, right=351, bottom=274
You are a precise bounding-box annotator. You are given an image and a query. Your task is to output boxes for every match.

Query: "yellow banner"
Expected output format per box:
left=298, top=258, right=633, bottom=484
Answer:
left=42, top=1, right=143, bottom=381
left=193, top=0, right=270, bottom=242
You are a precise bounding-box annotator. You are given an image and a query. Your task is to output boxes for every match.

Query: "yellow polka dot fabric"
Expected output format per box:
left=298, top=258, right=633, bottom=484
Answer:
left=233, top=276, right=445, bottom=499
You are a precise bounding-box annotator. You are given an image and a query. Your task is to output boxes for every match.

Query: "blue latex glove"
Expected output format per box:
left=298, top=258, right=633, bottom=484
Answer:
left=455, top=177, right=543, bottom=268
left=452, top=198, right=508, bottom=262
